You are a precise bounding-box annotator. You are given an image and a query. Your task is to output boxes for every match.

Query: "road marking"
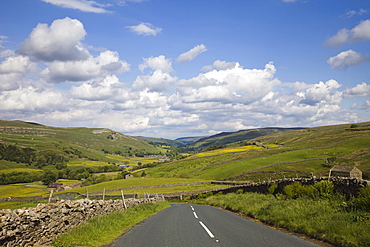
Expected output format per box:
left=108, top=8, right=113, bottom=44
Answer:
left=191, top=206, right=194, bottom=211
left=199, top=221, right=215, bottom=238
left=193, top=212, right=198, bottom=219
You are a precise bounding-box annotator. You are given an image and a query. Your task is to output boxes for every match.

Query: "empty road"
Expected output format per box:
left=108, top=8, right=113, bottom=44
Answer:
left=110, top=203, right=321, bottom=247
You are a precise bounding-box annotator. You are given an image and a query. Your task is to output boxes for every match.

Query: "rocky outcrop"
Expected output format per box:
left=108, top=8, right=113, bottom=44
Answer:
left=0, top=197, right=162, bottom=247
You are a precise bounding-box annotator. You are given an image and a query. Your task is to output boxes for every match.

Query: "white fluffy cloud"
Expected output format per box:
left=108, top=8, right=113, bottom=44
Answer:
left=133, top=55, right=177, bottom=92
left=0, top=56, right=37, bottom=74
left=325, top=19, right=370, bottom=46
left=343, top=82, right=370, bottom=97
left=327, top=50, right=370, bottom=70
left=18, top=17, right=89, bottom=62
left=41, top=50, right=130, bottom=83
left=362, top=100, right=370, bottom=109
left=177, top=44, right=207, bottom=63
left=0, top=86, right=63, bottom=111
left=70, top=75, right=129, bottom=101
left=202, top=60, right=237, bottom=72
left=126, top=23, right=162, bottom=36
left=139, top=55, right=173, bottom=73
left=0, top=36, right=14, bottom=58
left=299, top=80, right=342, bottom=105
left=176, top=62, right=279, bottom=104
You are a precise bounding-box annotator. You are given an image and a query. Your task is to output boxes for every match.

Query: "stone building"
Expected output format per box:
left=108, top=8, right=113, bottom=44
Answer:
left=124, top=173, right=134, bottom=179
left=329, top=165, right=362, bottom=179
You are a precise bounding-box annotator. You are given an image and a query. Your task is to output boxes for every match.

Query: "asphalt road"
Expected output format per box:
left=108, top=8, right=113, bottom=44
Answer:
left=110, top=203, right=321, bottom=247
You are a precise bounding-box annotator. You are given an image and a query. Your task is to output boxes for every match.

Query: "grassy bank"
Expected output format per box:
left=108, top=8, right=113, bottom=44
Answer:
left=191, top=193, right=370, bottom=246
left=53, top=201, right=170, bottom=247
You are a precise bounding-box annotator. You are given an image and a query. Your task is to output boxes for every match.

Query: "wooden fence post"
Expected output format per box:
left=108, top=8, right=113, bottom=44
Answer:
left=121, top=190, right=127, bottom=210
left=86, top=187, right=89, bottom=199
left=103, top=188, right=105, bottom=201
left=48, top=189, right=54, bottom=204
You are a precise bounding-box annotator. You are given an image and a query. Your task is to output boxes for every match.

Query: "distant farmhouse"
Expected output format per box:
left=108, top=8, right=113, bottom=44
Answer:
left=329, top=165, right=362, bottom=179
left=124, top=173, right=134, bottom=179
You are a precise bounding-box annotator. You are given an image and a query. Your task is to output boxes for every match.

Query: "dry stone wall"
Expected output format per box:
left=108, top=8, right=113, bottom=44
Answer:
left=0, top=197, right=162, bottom=247
left=189, top=177, right=369, bottom=199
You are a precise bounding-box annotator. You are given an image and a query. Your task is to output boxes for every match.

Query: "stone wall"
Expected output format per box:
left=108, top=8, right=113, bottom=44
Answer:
left=0, top=197, right=162, bottom=247
left=189, top=177, right=369, bottom=199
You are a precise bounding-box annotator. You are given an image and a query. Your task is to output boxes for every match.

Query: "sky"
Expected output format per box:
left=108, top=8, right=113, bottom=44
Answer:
left=0, top=0, right=370, bottom=139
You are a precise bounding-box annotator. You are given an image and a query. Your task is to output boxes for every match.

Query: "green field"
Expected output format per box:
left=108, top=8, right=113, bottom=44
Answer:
left=59, top=178, right=217, bottom=194
left=146, top=122, right=370, bottom=181
left=0, top=160, right=43, bottom=173
left=0, top=185, right=48, bottom=197
left=105, top=183, right=229, bottom=195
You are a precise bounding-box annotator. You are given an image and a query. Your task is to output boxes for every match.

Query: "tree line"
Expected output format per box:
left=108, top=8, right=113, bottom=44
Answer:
left=0, top=165, right=127, bottom=185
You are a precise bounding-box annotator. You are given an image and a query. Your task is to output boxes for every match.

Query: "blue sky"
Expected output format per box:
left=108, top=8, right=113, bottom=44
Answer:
left=0, top=0, right=369, bottom=139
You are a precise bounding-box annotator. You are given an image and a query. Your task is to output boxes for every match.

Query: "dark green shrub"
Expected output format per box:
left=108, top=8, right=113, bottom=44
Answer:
left=356, top=186, right=370, bottom=211
left=313, top=180, right=334, bottom=198
left=197, top=191, right=213, bottom=199
left=283, top=182, right=315, bottom=199
left=268, top=184, right=278, bottom=195
left=236, top=189, right=244, bottom=194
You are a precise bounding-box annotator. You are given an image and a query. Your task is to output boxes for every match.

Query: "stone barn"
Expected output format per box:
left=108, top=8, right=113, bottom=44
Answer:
left=329, top=165, right=362, bottom=179
left=124, top=173, right=134, bottom=179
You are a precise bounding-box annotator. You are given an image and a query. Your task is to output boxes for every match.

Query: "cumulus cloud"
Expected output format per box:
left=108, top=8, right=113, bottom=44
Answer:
left=343, top=82, right=370, bottom=97
left=0, top=86, right=63, bottom=111
left=70, top=75, right=129, bottom=101
left=0, top=56, right=37, bottom=74
left=126, top=23, right=162, bottom=36
left=138, top=55, right=173, bottom=73
left=325, top=19, right=370, bottom=47
left=327, top=50, right=370, bottom=70
left=202, top=60, right=237, bottom=72
left=41, top=50, right=130, bottom=83
left=133, top=55, right=177, bottom=92
left=18, top=17, right=89, bottom=62
left=0, top=74, right=22, bottom=91
left=0, top=36, right=14, bottom=58
left=133, top=70, right=177, bottom=92
left=362, top=100, right=370, bottom=109
left=41, top=0, right=111, bottom=13
left=176, top=62, right=279, bottom=104
left=177, top=44, right=207, bottom=63
left=299, top=80, right=342, bottom=106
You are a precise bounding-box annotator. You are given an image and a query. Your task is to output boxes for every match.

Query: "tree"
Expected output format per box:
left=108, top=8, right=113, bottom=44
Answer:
left=42, top=171, right=57, bottom=185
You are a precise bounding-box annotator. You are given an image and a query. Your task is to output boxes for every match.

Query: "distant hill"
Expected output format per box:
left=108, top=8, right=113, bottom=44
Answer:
left=175, top=136, right=208, bottom=144
left=189, top=127, right=305, bottom=149
left=0, top=120, right=161, bottom=162
left=136, top=136, right=186, bottom=147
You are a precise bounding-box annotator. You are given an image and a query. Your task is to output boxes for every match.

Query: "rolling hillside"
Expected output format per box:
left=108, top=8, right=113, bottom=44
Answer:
left=146, top=122, right=370, bottom=181
left=0, top=120, right=163, bottom=176
left=136, top=136, right=186, bottom=147
left=189, top=127, right=305, bottom=149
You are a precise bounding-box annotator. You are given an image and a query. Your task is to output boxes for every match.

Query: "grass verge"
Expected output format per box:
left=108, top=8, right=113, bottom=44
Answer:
left=52, top=201, right=170, bottom=247
left=191, top=193, right=370, bottom=247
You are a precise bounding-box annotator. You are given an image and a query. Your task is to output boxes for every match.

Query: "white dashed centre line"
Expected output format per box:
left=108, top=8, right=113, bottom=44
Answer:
left=193, top=212, right=199, bottom=219
left=191, top=205, right=216, bottom=239
left=199, top=221, right=215, bottom=238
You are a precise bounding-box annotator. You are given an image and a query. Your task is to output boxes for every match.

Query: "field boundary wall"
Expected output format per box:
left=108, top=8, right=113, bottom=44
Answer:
left=0, top=197, right=163, bottom=246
